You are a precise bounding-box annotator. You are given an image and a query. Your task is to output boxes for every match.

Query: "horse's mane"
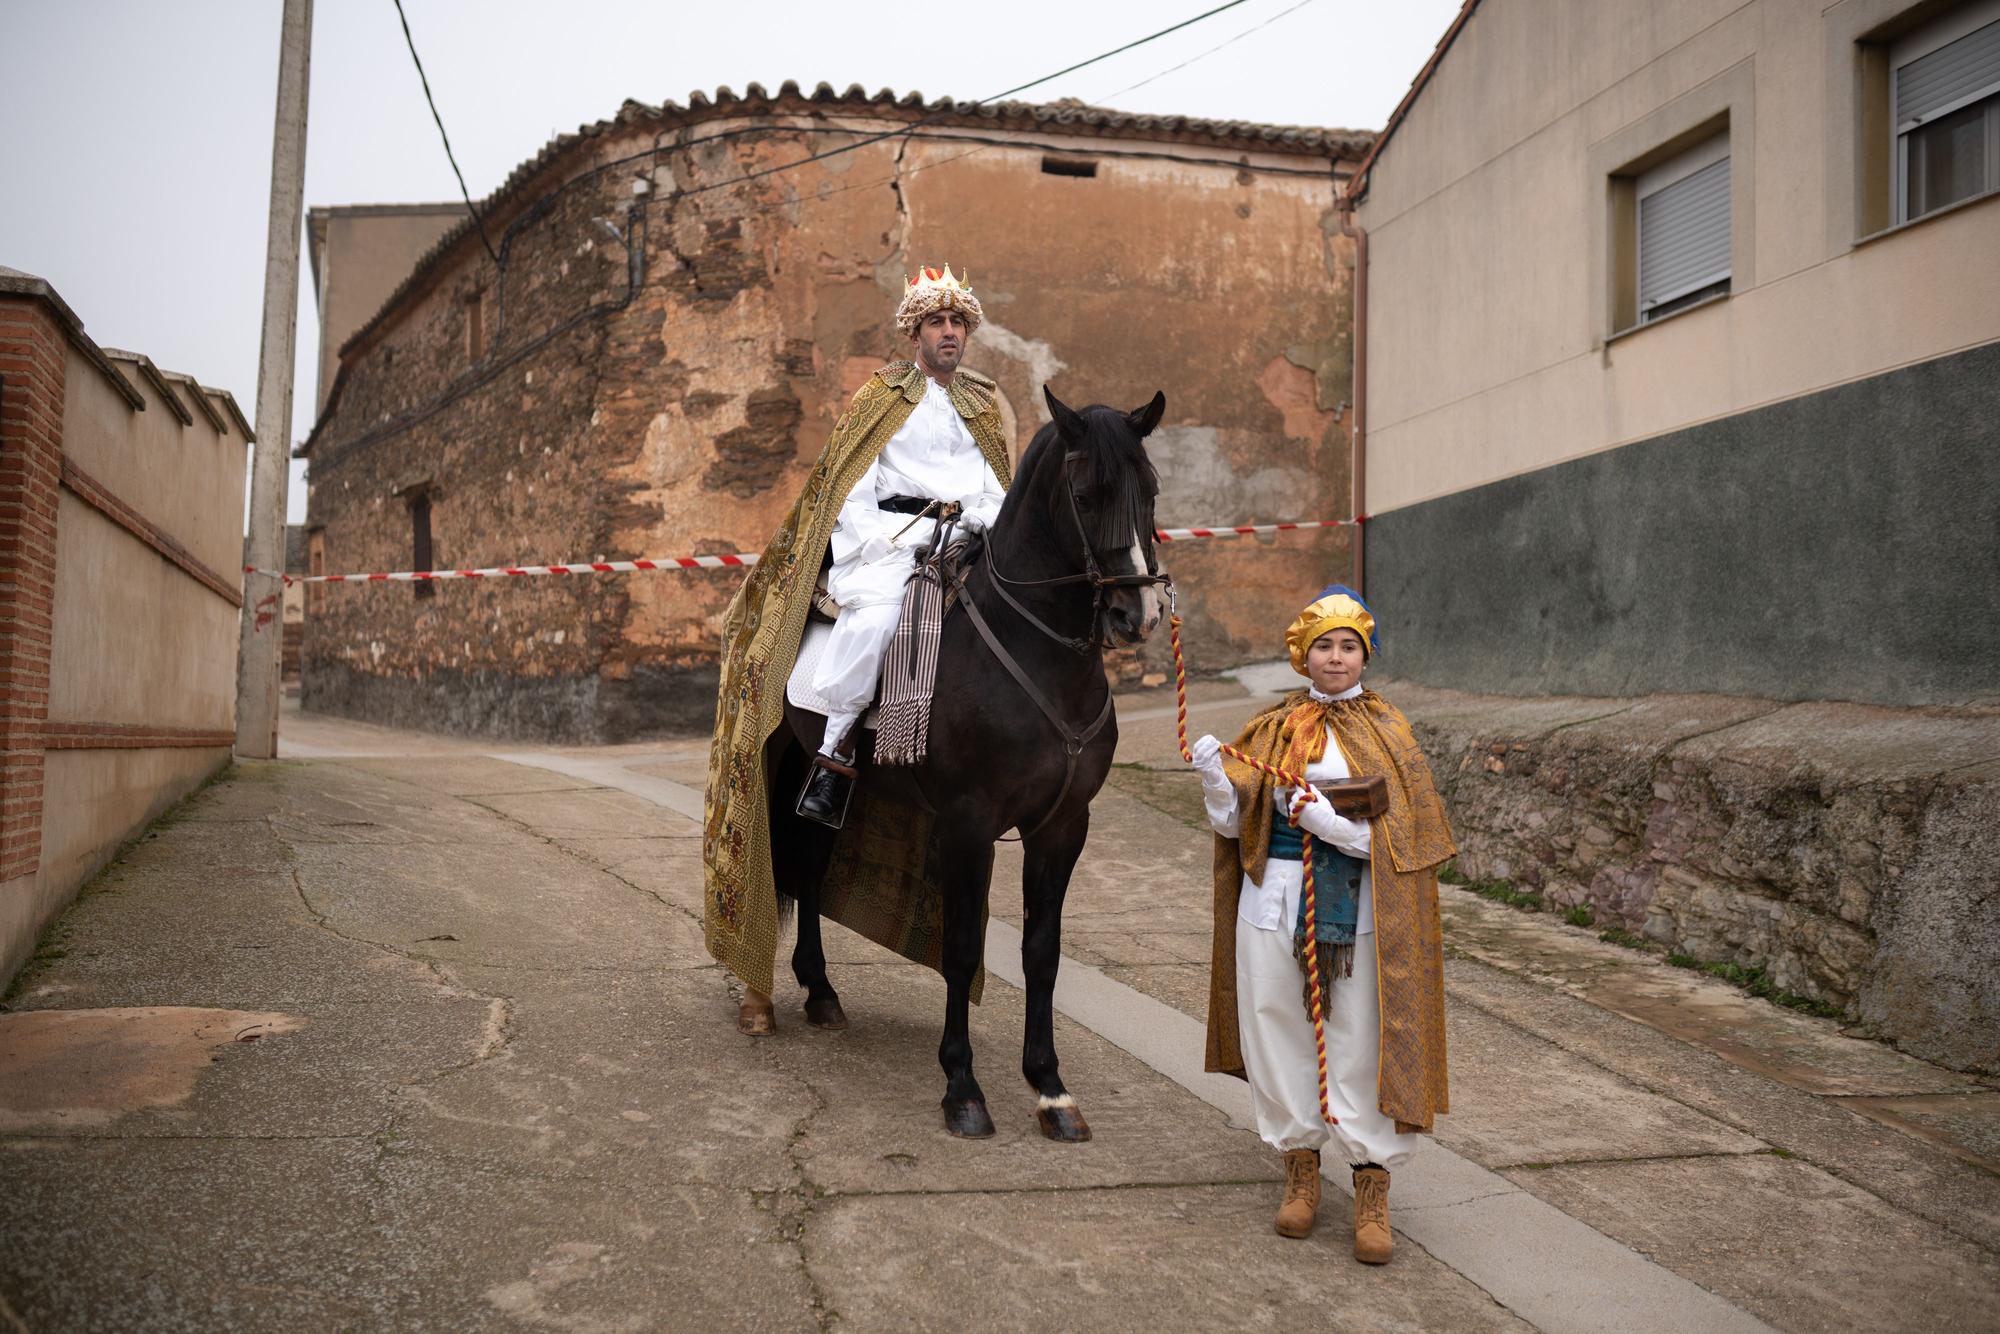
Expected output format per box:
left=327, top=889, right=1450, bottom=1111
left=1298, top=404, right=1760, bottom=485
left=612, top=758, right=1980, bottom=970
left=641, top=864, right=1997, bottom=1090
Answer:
left=1005, top=407, right=1159, bottom=551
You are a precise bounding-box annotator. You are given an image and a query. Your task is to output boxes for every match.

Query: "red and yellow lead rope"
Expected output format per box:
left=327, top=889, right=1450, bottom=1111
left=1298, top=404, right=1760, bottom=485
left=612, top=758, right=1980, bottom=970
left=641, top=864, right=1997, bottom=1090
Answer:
left=1169, top=613, right=1335, bottom=1127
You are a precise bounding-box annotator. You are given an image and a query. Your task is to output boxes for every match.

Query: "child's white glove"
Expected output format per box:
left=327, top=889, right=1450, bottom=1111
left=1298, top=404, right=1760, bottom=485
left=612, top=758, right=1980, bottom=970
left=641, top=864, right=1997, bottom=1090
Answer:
left=1287, top=784, right=1371, bottom=852
left=1191, top=734, right=1229, bottom=790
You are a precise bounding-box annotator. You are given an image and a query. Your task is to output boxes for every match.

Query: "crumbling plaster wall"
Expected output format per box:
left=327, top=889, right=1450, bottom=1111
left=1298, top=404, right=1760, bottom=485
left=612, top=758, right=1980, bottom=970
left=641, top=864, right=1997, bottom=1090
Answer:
left=307, top=113, right=1358, bottom=740
left=607, top=124, right=1358, bottom=695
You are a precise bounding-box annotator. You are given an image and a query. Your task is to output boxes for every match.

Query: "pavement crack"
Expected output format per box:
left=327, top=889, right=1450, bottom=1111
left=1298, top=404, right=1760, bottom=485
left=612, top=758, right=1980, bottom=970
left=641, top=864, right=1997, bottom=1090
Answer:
left=278, top=838, right=518, bottom=1122
left=0, top=1286, right=28, bottom=1334
left=779, top=1075, right=837, bottom=1331
left=287, top=867, right=488, bottom=1004
left=1490, top=1147, right=1776, bottom=1172
left=459, top=796, right=705, bottom=929
left=820, top=1176, right=1279, bottom=1200
left=1, top=1131, right=380, bottom=1147
left=1396, top=1187, right=1520, bottom=1212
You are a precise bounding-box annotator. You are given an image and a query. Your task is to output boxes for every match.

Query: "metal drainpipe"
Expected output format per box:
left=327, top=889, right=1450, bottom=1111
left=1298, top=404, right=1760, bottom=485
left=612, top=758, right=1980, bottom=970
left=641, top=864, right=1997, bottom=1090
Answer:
left=1338, top=183, right=1369, bottom=596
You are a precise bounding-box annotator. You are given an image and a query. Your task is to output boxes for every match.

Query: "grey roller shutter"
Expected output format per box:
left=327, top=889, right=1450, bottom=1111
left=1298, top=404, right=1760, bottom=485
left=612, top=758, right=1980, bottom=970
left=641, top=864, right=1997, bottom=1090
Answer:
left=1638, top=156, right=1731, bottom=313
left=1897, top=18, right=2000, bottom=130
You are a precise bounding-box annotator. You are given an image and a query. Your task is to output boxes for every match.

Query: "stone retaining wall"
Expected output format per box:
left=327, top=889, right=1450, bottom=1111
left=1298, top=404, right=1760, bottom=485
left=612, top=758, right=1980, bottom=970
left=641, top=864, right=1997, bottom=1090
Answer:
left=1379, top=680, right=1999, bottom=1074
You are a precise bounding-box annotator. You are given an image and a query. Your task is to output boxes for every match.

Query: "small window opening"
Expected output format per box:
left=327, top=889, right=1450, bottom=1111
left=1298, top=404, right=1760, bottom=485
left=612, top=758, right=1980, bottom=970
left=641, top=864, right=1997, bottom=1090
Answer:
left=1040, top=156, right=1098, bottom=178
left=409, top=492, right=436, bottom=599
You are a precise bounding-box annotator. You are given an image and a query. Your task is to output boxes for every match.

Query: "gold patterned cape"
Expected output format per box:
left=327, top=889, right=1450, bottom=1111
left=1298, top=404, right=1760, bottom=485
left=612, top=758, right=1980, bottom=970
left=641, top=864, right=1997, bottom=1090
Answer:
left=703, top=362, right=1013, bottom=996
left=1203, top=688, right=1456, bottom=1133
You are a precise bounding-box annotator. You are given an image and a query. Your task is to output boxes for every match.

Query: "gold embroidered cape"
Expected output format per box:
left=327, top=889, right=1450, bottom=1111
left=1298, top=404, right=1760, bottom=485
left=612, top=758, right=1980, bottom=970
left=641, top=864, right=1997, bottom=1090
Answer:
left=702, top=362, right=1013, bottom=996
left=1202, top=688, right=1456, bottom=1133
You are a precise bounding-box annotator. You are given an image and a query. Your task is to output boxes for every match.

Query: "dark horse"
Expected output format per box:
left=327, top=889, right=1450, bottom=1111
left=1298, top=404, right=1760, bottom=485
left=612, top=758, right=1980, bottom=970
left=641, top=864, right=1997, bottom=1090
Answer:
left=765, top=385, right=1168, bottom=1142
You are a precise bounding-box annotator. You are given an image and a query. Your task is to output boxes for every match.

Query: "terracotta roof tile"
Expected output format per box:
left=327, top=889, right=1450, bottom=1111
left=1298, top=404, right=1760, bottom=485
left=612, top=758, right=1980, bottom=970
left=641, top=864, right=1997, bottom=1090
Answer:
left=330, top=84, right=1373, bottom=375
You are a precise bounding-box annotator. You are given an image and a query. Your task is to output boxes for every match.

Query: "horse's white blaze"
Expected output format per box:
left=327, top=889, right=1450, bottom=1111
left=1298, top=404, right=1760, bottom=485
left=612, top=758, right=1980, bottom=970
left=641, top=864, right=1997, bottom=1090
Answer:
left=1128, top=539, right=1162, bottom=630
left=1037, top=1093, right=1077, bottom=1110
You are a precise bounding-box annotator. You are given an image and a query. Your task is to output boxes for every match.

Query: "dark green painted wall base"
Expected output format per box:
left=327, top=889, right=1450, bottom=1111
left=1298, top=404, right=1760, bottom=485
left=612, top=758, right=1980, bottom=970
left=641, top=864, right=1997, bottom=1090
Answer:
left=1365, top=341, right=2000, bottom=705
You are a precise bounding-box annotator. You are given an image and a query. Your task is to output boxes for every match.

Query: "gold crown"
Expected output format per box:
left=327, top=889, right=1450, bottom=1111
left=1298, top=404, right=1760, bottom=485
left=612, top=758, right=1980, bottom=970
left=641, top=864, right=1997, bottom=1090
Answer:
left=907, top=263, right=971, bottom=293
left=895, top=263, right=982, bottom=335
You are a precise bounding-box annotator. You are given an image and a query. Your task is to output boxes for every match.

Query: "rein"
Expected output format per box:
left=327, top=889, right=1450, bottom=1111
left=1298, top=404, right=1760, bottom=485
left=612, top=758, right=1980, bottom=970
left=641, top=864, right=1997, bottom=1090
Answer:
left=945, top=446, right=1167, bottom=841
left=983, top=449, right=1172, bottom=656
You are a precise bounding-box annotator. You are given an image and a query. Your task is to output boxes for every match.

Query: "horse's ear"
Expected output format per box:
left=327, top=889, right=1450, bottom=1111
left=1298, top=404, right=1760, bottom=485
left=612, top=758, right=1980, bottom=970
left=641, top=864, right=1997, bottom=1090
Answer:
left=1127, top=391, right=1166, bottom=439
left=1044, top=385, right=1086, bottom=443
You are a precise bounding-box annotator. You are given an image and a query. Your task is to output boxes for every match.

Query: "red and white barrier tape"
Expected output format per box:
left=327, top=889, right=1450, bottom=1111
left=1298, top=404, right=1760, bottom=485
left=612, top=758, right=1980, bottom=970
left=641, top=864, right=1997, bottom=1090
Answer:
left=244, top=515, right=1365, bottom=586
left=1154, top=516, right=1365, bottom=543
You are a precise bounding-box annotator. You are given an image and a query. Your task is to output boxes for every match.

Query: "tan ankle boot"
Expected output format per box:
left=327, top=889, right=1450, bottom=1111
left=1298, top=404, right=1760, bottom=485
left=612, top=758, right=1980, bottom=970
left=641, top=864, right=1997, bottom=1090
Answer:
left=1274, top=1149, right=1321, bottom=1238
left=1352, top=1164, right=1392, bottom=1264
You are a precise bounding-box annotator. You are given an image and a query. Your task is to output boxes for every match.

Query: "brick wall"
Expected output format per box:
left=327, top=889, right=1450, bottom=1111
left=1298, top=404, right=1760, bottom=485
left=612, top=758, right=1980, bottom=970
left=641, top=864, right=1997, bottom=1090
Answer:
left=0, top=274, right=249, bottom=987
left=0, top=296, right=64, bottom=889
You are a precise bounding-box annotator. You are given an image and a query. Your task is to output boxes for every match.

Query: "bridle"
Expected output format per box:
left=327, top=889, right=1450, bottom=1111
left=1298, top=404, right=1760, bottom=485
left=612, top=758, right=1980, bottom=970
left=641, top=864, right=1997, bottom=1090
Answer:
left=979, top=447, right=1174, bottom=656
left=938, top=445, right=1173, bottom=839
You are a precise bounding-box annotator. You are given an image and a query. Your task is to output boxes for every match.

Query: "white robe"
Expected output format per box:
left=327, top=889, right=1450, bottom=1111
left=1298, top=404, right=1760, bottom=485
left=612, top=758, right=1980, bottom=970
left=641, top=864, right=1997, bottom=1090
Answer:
left=1203, top=683, right=1419, bottom=1167
left=810, top=375, right=1005, bottom=751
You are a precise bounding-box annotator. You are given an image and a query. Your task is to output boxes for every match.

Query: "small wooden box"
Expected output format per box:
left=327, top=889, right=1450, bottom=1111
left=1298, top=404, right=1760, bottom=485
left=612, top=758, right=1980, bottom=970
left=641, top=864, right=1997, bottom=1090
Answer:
left=1323, top=774, right=1388, bottom=820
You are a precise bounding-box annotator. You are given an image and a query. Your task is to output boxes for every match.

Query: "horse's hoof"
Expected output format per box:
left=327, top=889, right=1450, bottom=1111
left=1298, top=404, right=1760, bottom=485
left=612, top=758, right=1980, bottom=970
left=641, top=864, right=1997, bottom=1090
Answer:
left=737, top=995, right=775, bottom=1037
left=803, top=995, right=848, bottom=1030
left=941, top=1097, right=996, bottom=1139
left=1036, top=1099, right=1093, bottom=1143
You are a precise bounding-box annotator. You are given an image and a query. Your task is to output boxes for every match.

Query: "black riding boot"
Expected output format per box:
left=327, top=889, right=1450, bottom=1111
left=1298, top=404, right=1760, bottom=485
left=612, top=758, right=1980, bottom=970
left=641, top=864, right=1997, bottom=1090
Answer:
left=797, top=752, right=858, bottom=829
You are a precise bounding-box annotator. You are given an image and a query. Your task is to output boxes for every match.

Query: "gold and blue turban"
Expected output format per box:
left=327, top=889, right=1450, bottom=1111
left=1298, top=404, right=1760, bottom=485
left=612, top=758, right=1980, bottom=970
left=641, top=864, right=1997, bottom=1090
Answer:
left=1284, top=584, right=1378, bottom=675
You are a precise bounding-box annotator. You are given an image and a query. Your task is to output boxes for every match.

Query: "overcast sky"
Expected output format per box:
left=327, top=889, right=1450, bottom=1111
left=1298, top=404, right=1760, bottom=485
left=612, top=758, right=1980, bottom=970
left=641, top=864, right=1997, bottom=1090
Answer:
left=1, top=0, right=1459, bottom=527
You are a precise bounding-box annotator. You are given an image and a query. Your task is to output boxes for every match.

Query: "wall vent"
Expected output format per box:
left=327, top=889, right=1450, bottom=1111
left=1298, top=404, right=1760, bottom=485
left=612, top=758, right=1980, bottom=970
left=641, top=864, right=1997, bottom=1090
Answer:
left=1040, top=156, right=1098, bottom=178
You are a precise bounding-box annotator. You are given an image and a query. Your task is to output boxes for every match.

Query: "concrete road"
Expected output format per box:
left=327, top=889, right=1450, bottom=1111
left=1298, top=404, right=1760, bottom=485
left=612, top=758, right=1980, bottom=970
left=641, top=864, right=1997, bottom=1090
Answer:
left=1, top=689, right=1994, bottom=1331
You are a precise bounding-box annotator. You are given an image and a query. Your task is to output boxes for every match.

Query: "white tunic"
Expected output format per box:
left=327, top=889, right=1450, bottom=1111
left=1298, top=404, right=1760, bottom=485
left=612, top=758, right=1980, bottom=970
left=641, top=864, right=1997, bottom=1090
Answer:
left=1203, top=682, right=1375, bottom=936
left=810, top=373, right=1006, bottom=743
left=824, top=375, right=1005, bottom=611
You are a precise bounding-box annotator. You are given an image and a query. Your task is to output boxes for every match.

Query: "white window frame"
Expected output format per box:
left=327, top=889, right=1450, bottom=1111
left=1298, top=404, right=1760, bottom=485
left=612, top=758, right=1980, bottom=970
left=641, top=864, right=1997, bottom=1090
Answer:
left=1635, top=133, right=1733, bottom=322
left=1891, top=0, right=2000, bottom=224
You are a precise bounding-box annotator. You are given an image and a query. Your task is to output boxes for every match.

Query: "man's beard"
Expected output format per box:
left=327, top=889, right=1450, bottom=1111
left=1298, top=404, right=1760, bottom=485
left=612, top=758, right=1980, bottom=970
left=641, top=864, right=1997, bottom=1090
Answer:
left=919, top=339, right=962, bottom=373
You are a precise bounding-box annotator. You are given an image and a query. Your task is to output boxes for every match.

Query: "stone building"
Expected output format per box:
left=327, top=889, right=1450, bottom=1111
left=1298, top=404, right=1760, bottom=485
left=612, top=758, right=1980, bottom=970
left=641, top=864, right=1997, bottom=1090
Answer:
left=1342, top=0, right=1999, bottom=1070
left=299, top=86, right=1371, bottom=742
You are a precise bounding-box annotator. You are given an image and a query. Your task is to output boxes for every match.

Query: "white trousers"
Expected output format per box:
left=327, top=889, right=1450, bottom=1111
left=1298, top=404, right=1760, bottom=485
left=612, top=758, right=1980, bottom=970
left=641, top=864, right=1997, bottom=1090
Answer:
left=1235, top=920, right=1419, bottom=1168
left=810, top=602, right=901, bottom=755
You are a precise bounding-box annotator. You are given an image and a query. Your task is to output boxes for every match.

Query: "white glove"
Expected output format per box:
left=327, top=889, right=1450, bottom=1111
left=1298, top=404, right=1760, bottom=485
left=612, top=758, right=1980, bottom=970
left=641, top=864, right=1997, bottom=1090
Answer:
left=1191, top=734, right=1229, bottom=789
left=1288, top=784, right=1370, bottom=853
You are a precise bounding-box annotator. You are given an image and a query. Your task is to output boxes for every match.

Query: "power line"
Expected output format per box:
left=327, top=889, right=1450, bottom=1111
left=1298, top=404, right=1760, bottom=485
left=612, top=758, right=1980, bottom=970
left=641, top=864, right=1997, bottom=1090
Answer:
left=671, top=0, right=1260, bottom=201
left=391, top=0, right=500, bottom=264
left=1099, top=0, right=1323, bottom=102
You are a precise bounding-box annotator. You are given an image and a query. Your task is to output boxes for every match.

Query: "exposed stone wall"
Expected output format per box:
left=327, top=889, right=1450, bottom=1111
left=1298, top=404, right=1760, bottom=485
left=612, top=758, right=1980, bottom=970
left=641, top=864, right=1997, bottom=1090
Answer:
left=1386, top=679, right=2000, bottom=1074
left=304, top=158, right=642, bottom=735
left=306, top=111, right=1359, bottom=741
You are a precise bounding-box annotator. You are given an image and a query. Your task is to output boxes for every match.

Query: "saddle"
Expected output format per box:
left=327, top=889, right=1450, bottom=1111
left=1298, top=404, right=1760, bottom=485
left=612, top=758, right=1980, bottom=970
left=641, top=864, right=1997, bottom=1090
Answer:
left=787, top=534, right=982, bottom=731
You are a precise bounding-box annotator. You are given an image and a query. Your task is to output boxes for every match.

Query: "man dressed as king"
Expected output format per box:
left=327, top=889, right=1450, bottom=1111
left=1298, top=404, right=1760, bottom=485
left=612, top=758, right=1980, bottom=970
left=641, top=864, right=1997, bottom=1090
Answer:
left=701, top=266, right=1013, bottom=1034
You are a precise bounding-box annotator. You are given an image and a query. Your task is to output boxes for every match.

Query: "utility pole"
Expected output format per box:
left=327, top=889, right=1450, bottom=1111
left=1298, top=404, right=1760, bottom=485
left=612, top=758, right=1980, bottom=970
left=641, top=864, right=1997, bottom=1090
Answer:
left=235, top=0, right=313, bottom=759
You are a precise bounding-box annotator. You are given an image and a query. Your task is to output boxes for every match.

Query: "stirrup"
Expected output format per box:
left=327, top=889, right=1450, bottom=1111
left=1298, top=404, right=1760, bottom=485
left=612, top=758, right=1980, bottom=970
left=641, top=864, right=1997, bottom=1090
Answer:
left=796, top=752, right=857, bottom=829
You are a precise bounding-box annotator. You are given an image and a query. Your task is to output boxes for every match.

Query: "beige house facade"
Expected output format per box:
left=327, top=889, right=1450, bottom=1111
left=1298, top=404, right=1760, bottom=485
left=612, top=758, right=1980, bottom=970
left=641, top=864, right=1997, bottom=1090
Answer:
left=1349, top=0, right=1999, bottom=704
left=306, top=203, right=462, bottom=414
left=0, top=268, right=251, bottom=984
